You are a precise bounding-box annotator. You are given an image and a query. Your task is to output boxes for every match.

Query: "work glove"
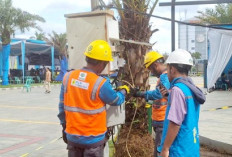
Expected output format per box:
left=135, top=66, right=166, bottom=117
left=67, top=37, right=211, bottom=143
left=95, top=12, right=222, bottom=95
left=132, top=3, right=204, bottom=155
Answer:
left=62, top=123, right=67, bottom=144
left=131, top=87, right=145, bottom=97
left=118, top=85, right=130, bottom=94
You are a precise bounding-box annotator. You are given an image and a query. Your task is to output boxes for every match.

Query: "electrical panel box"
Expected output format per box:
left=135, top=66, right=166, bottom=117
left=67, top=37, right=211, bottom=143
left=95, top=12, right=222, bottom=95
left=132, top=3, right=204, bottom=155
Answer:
left=106, top=103, right=125, bottom=127
left=65, top=10, right=119, bottom=73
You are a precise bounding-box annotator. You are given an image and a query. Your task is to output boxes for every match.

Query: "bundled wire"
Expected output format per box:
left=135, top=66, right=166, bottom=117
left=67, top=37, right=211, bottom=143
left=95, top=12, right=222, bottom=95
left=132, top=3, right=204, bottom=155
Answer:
left=102, top=5, right=232, bottom=31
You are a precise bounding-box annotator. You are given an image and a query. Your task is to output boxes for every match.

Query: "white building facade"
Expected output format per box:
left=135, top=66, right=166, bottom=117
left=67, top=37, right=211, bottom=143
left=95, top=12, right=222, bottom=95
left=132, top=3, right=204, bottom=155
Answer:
left=178, top=18, right=207, bottom=60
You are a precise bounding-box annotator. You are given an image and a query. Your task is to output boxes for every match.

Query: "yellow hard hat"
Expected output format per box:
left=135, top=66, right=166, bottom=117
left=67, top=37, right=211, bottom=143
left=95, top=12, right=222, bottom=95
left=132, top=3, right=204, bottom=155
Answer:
left=144, top=51, right=163, bottom=68
left=84, top=40, right=113, bottom=61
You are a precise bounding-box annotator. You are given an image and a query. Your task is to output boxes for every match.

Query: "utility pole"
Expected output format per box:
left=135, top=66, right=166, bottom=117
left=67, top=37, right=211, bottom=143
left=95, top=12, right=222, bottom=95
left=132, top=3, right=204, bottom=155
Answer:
left=91, top=0, right=100, bottom=11
left=171, top=0, right=175, bottom=51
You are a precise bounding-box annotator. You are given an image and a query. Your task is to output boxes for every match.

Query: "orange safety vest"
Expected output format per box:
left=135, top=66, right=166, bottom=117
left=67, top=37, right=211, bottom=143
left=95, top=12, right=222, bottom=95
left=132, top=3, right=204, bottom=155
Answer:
left=152, top=72, right=168, bottom=121
left=63, top=69, right=107, bottom=136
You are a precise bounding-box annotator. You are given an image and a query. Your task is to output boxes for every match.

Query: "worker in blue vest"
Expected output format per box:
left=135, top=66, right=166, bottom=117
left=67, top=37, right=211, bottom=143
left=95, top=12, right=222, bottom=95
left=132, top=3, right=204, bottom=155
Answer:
left=157, top=49, right=206, bottom=157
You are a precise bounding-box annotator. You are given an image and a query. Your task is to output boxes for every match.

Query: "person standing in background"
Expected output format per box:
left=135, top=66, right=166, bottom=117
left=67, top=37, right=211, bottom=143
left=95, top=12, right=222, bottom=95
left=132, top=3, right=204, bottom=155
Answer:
left=42, top=65, right=46, bottom=80
left=45, top=67, right=51, bottom=93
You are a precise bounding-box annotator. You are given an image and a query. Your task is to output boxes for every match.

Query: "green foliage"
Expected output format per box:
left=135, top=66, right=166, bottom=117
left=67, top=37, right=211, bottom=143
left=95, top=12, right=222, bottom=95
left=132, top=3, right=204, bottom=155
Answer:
left=191, top=66, right=196, bottom=72
left=31, top=31, right=47, bottom=41
left=0, top=0, right=45, bottom=45
left=47, top=31, right=67, bottom=58
left=191, top=52, right=201, bottom=60
left=31, top=30, right=67, bottom=58
left=197, top=4, right=232, bottom=24
left=108, top=140, right=115, bottom=157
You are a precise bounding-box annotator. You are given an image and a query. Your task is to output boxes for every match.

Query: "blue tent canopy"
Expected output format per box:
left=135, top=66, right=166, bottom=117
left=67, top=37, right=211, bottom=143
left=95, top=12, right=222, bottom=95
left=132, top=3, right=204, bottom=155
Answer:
left=0, top=39, right=58, bottom=84
left=0, top=38, right=57, bottom=56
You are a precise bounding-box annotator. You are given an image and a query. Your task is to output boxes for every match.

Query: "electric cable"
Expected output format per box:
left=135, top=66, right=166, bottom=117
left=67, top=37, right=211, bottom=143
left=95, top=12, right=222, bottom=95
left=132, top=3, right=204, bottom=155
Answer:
left=102, top=5, right=232, bottom=30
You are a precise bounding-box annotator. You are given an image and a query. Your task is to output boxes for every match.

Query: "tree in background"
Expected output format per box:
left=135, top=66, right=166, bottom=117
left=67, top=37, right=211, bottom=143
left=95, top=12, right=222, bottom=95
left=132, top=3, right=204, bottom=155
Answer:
left=30, top=31, right=47, bottom=41
left=197, top=4, right=232, bottom=24
left=191, top=52, right=201, bottom=61
left=112, top=0, right=159, bottom=156
left=47, top=31, right=68, bottom=81
left=47, top=31, right=67, bottom=59
left=191, top=52, right=201, bottom=74
left=0, top=0, right=45, bottom=85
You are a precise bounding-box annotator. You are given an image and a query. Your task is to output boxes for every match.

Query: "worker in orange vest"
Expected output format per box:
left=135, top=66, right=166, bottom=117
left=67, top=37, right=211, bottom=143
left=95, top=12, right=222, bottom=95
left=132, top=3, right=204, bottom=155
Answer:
left=58, top=40, right=130, bottom=157
left=133, top=51, right=170, bottom=157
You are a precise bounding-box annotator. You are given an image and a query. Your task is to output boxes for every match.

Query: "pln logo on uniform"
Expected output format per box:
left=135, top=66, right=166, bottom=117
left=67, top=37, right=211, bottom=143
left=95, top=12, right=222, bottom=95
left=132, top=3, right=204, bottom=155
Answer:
left=78, top=72, right=87, bottom=81
left=193, top=127, right=197, bottom=144
left=71, top=78, right=89, bottom=90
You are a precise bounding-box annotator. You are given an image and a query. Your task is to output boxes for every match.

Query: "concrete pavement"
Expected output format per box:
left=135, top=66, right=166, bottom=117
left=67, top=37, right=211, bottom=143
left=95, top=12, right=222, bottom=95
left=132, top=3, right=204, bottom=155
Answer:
left=0, top=85, right=67, bottom=157
left=0, top=77, right=232, bottom=156
left=199, top=90, right=232, bottom=155
left=190, top=76, right=232, bottom=154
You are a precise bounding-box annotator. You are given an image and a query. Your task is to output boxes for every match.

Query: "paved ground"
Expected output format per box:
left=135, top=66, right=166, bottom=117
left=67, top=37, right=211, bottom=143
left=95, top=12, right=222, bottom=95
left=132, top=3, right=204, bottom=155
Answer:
left=0, top=86, right=67, bottom=157
left=200, top=90, right=232, bottom=144
left=0, top=77, right=232, bottom=157
left=189, top=77, right=232, bottom=150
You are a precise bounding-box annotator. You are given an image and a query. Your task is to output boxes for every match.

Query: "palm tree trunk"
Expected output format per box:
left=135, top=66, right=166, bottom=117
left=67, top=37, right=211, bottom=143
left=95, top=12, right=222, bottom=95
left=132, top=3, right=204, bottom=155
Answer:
left=113, top=0, right=159, bottom=156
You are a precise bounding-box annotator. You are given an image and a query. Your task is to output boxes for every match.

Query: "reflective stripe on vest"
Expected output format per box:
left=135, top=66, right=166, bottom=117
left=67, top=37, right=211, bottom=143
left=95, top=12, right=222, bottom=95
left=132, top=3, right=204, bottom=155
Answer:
left=64, top=105, right=106, bottom=115
left=108, top=96, right=119, bottom=105
left=154, top=101, right=167, bottom=106
left=91, top=77, right=104, bottom=100
left=64, top=72, right=72, bottom=93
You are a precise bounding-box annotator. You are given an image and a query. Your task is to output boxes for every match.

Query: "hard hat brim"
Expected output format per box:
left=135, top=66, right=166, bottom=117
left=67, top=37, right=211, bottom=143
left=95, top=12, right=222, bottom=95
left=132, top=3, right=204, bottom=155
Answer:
left=84, top=52, right=114, bottom=62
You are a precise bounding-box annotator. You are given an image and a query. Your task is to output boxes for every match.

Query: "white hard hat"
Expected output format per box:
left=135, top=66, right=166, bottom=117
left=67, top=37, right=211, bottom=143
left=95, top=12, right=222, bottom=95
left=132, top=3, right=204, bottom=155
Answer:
left=165, top=49, right=193, bottom=66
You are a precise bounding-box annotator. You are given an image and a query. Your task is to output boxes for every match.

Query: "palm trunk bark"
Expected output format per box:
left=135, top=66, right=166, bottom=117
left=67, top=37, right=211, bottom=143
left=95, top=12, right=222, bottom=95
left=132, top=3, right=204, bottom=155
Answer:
left=113, top=0, right=158, bottom=156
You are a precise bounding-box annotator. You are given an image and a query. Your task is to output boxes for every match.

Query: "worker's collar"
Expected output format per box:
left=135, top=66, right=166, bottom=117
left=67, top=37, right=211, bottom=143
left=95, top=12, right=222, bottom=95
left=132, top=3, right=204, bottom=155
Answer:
left=81, top=67, right=97, bottom=74
left=157, top=68, right=167, bottom=78
left=162, top=68, right=167, bottom=74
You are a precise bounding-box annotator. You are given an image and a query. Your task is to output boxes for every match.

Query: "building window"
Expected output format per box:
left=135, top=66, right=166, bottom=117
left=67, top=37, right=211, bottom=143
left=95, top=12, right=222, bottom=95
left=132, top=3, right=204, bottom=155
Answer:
left=191, top=40, right=195, bottom=43
left=191, top=47, right=195, bottom=50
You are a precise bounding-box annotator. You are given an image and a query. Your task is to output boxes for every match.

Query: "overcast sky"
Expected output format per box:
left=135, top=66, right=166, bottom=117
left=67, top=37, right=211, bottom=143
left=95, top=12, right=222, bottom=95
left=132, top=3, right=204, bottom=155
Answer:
left=12, top=0, right=215, bottom=54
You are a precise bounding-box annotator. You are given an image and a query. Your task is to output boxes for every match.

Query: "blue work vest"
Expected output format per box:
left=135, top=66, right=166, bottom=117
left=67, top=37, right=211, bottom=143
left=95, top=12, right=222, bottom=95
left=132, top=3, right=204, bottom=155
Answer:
left=158, top=78, right=200, bottom=157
